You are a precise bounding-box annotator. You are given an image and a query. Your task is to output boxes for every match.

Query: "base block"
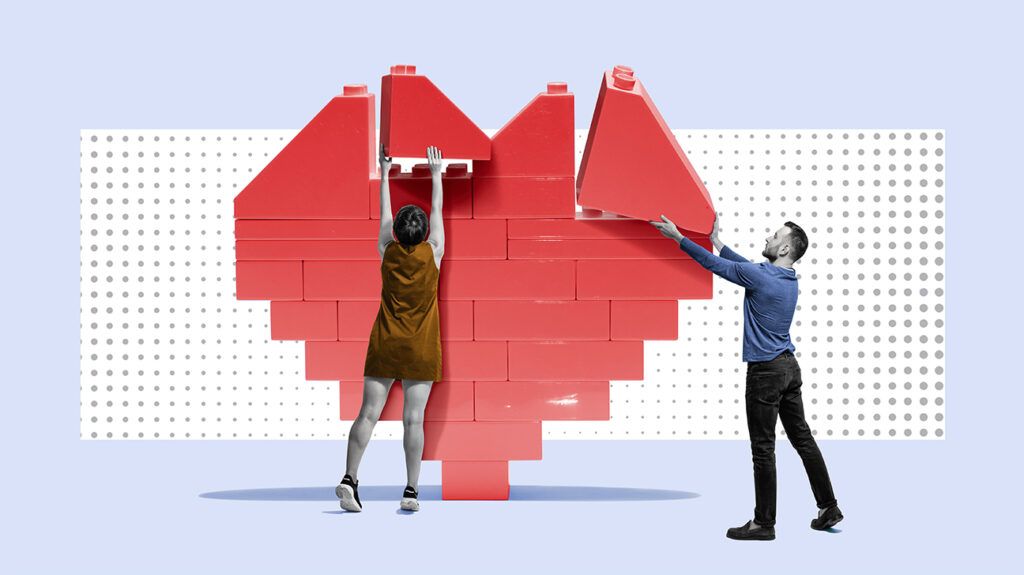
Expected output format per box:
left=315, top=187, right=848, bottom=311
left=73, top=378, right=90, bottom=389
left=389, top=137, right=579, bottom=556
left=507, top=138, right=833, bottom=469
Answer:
left=442, top=461, right=510, bottom=500
left=423, top=421, right=541, bottom=460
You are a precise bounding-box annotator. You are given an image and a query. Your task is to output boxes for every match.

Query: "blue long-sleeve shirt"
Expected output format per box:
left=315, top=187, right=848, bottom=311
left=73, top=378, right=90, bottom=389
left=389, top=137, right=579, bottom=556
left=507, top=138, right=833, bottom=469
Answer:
left=679, top=237, right=798, bottom=362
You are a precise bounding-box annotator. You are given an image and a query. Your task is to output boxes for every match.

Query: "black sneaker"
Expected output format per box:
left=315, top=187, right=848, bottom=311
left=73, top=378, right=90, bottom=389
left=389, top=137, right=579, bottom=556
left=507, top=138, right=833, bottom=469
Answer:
left=811, top=505, right=844, bottom=530
left=336, top=474, right=362, bottom=512
left=726, top=520, right=776, bottom=541
left=399, top=485, right=420, bottom=512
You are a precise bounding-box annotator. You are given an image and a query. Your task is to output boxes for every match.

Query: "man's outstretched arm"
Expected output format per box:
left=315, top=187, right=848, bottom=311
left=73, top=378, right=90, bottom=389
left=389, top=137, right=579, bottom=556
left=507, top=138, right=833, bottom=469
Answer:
left=650, top=214, right=764, bottom=289
left=709, top=213, right=749, bottom=263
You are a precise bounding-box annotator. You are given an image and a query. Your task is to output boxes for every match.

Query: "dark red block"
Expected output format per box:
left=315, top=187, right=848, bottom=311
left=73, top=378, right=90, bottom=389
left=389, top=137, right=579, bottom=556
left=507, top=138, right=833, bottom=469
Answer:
left=370, top=163, right=473, bottom=220
left=473, top=300, right=609, bottom=341
left=576, top=259, right=711, bottom=300
left=439, top=260, right=576, bottom=300
left=234, top=85, right=375, bottom=219
left=270, top=301, right=338, bottom=341
left=611, top=300, right=678, bottom=340
left=442, top=461, right=510, bottom=500
left=507, top=341, right=644, bottom=381
left=338, top=380, right=474, bottom=421
left=472, top=83, right=574, bottom=178
left=423, top=421, right=541, bottom=461
left=474, top=381, right=610, bottom=421
left=381, top=65, right=490, bottom=160
left=235, top=260, right=303, bottom=301
left=472, top=177, right=576, bottom=219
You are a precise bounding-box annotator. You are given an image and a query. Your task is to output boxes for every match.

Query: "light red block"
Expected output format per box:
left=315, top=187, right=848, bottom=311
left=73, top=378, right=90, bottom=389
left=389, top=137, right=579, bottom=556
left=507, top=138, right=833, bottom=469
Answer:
left=576, top=259, right=711, bottom=300
left=508, top=214, right=670, bottom=239
left=440, top=341, right=507, bottom=381
left=370, top=163, right=473, bottom=220
left=270, top=301, right=338, bottom=341
left=234, top=219, right=380, bottom=240
left=508, top=238, right=696, bottom=260
left=423, top=421, right=541, bottom=461
left=472, top=83, right=574, bottom=178
left=439, top=260, right=576, bottom=300
left=473, top=300, right=609, bottom=341
left=233, top=85, right=375, bottom=219
left=442, top=461, right=510, bottom=500
left=474, top=381, right=610, bottom=421
left=338, top=380, right=474, bottom=421
left=472, top=177, right=576, bottom=219
left=380, top=65, right=490, bottom=160
left=611, top=300, right=678, bottom=340
left=576, top=68, right=715, bottom=233
left=507, top=341, right=644, bottom=381
left=236, top=240, right=378, bottom=261
left=235, top=260, right=303, bottom=301
left=305, top=340, right=368, bottom=381
left=338, top=300, right=473, bottom=341
left=303, top=260, right=381, bottom=300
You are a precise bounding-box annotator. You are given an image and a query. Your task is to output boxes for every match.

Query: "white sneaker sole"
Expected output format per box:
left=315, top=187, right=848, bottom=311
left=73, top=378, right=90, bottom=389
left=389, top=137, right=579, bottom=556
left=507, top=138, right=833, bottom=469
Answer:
left=400, top=497, right=420, bottom=512
left=336, top=483, right=362, bottom=512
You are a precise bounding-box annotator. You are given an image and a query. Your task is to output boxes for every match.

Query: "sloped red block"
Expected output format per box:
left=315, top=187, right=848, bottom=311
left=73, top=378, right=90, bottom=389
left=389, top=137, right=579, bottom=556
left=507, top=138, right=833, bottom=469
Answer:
left=474, top=381, right=610, bottom=421
left=370, top=163, right=473, bottom=220
left=423, top=421, right=541, bottom=460
left=338, top=300, right=474, bottom=341
left=577, top=67, right=715, bottom=233
left=234, top=85, right=375, bottom=219
left=610, top=300, right=678, bottom=340
left=507, top=341, right=644, bottom=381
left=338, top=380, right=474, bottom=421
left=576, top=259, right=711, bottom=300
left=472, top=177, right=576, bottom=219
left=474, top=300, right=609, bottom=341
left=235, top=261, right=302, bottom=300
left=442, top=461, right=509, bottom=500
left=381, top=65, right=490, bottom=160
left=472, top=83, right=574, bottom=177
left=271, top=301, right=338, bottom=341
left=234, top=219, right=380, bottom=240
left=440, top=260, right=576, bottom=300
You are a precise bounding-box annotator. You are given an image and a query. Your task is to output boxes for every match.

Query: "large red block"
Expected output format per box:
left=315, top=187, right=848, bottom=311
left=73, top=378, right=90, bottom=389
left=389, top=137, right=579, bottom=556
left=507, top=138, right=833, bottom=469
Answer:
left=507, top=341, right=644, bottom=381
left=442, top=218, right=507, bottom=260
left=576, top=259, right=711, bottom=300
left=270, top=301, right=338, bottom=341
left=473, top=300, right=609, bottom=341
left=439, top=301, right=474, bottom=341
left=303, top=260, right=381, bottom=300
left=472, top=177, right=576, bottom=219
left=474, top=381, right=610, bottom=421
left=305, top=340, right=368, bottom=381
left=233, top=85, right=375, bottom=219
left=338, top=380, right=474, bottom=421
left=610, top=300, right=678, bottom=340
left=338, top=300, right=474, bottom=341
left=234, top=219, right=379, bottom=240
left=507, top=238, right=695, bottom=260
left=380, top=65, right=490, bottom=160
left=423, top=421, right=541, bottom=460
left=236, top=240, right=378, bottom=261
left=576, top=68, right=715, bottom=233
left=235, top=260, right=303, bottom=300
left=472, top=83, right=574, bottom=178
left=442, top=461, right=510, bottom=500
left=508, top=214, right=668, bottom=239
left=440, top=341, right=507, bottom=381
left=370, top=163, right=473, bottom=220
left=439, top=260, right=576, bottom=300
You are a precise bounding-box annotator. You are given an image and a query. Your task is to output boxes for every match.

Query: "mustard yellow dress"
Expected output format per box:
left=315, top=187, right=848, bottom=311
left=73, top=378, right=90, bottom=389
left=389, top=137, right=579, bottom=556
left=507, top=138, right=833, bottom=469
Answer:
left=363, top=240, right=443, bottom=381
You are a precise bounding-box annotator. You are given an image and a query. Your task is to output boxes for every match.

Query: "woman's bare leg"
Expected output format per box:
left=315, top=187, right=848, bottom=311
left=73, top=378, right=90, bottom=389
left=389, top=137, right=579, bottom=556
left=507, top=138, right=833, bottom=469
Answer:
left=401, top=379, right=434, bottom=490
left=345, top=376, right=395, bottom=480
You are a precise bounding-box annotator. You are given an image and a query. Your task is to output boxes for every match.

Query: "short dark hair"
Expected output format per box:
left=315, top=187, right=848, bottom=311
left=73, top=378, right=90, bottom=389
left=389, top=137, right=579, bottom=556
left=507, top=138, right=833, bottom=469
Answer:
left=784, top=221, right=808, bottom=261
left=394, top=205, right=428, bottom=246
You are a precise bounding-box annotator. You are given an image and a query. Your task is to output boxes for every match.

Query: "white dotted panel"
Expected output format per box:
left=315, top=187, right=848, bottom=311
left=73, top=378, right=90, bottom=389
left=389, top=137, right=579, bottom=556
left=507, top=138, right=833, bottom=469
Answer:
left=80, top=129, right=945, bottom=440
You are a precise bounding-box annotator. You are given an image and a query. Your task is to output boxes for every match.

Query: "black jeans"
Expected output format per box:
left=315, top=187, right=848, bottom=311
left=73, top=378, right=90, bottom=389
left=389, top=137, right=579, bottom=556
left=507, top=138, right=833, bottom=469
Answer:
left=746, top=350, right=837, bottom=527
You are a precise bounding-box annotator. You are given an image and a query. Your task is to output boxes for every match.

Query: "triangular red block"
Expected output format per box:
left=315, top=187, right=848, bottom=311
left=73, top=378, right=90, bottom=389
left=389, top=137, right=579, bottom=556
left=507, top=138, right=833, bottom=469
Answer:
left=381, top=65, right=491, bottom=160
left=233, top=85, right=375, bottom=219
left=576, top=67, right=715, bottom=233
left=472, top=82, right=574, bottom=177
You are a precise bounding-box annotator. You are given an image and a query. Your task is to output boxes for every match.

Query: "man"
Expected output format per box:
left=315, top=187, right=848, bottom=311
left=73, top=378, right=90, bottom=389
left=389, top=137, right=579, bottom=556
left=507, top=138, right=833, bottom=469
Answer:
left=651, top=214, right=843, bottom=541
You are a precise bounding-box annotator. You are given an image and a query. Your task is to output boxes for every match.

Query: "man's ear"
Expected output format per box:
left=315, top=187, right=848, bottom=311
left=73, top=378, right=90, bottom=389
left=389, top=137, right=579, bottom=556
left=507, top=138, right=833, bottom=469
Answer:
left=780, top=243, right=791, bottom=258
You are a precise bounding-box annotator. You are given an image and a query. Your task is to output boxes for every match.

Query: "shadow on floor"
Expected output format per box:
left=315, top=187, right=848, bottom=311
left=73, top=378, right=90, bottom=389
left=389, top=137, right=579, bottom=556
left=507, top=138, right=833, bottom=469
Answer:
left=200, top=485, right=700, bottom=502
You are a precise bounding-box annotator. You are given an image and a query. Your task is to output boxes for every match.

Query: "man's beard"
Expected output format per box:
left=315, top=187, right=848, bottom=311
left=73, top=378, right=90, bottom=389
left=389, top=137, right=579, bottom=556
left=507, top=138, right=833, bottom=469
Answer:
left=762, top=246, right=776, bottom=262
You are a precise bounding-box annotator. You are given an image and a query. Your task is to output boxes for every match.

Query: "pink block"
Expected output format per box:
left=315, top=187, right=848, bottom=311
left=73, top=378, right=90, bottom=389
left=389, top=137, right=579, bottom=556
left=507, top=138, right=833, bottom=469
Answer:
left=507, top=341, right=644, bottom=381
left=439, top=260, right=576, bottom=300
left=611, top=300, right=679, bottom=340
left=442, top=461, right=510, bottom=500
left=474, top=381, right=610, bottom=421
left=423, top=421, right=541, bottom=460
left=236, top=240, right=378, bottom=261
left=270, top=301, right=338, bottom=341
left=236, top=260, right=303, bottom=301
left=303, top=260, right=381, bottom=300
left=576, top=259, right=711, bottom=300
left=305, top=340, right=368, bottom=381
left=441, top=341, right=507, bottom=381
left=473, top=300, right=609, bottom=340
left=234, top=219, right=380, bottom=240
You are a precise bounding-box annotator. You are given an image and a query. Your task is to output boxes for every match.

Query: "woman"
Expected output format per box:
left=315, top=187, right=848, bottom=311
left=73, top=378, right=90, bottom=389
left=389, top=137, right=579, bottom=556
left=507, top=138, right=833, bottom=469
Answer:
left=336, top=144, right=445, bottom=513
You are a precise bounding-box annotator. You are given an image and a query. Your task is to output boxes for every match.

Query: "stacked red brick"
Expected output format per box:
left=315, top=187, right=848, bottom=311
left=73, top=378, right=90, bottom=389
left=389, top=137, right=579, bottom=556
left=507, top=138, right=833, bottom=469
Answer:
left=233, top=65, right=715, bottom=500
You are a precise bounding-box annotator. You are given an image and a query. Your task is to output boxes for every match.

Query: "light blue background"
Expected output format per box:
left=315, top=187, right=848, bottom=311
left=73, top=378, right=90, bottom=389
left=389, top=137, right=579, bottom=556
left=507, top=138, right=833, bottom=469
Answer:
left=2, top=0, right=1020, bottom=572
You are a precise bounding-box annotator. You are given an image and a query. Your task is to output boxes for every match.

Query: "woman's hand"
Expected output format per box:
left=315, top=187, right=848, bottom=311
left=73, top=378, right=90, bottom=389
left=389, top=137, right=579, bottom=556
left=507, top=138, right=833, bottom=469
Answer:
left=379, top=143, right=393, bottom=173
left=426, top=146, right=442, bottom=178
left=650, top=214, right=684, bottom=242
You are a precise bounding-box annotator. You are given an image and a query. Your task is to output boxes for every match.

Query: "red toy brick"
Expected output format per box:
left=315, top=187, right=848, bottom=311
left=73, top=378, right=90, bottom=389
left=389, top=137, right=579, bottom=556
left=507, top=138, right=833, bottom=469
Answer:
left=507, top=238, right=695, bottom=260
left=441, top=219, right=507, bottom=260
left=235, top=260, right=303, bottom=301
left=303, top=261, right=381, bottom=300
left=236, top=240, right=378, bottom=261
left=472, top=177, right=576, bottom=219
left=233, top=85, right=375, bottom=219
left=610, top=300, right=678, bottom=340
left=576, top=259, right=712, bottom=300
left=234, top=219, right=380, bottom=240
left=369, top=163, right=473, bottom=220
left=440, top=341, right=507, bottom=381
left=507, top=341, right=644, bottom=381
left=442, top=461, right=510, bottom=500
left=439, top=300, right=474, bottom=341
left=472, top=83, right=574, bottom=178
left=338, top=380, right=474, bottom=421
left=576, top=68, right=715, bottom=233
left=337, top=301, right=381, bottom=341
left=305, top=340, right=368, bottom=381
left=380, top=65, right=491, bottom=160
left=270, top=301, right=338, bottom=341
left=474, top=381, right=610, bottom=421
left=473, top=300, right=609, bottom=341
left=439, top=260, right=576, bottom=300
left=422, top=421, right=541, bottom=460
left=509, top=214, right=711, bottom=241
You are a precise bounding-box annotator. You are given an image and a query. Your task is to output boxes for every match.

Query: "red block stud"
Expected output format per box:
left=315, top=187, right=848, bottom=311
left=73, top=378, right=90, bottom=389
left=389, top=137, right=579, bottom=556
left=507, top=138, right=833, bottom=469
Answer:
left=380, top=65, right=490, bottom=160
left=576, top=259, right=711, bottom=300
left=472, top=177, right=576, bottom=219
left=338, top=380, right=474, bottom=421
left=235, top=260, right=303, bottom=301
left=474, top=300, right=609, bottom=341
left=271, top=301, right=338, bottom=341
left=507, top=341, right=644, bottom=381
left=472, top=83, right=574, bottom=178
left=610, top=300, right=678, bottom=340
left=442, top=461, right=510, bottom=500
left=475, top=381, right=610, bottom=421
left=577, top=67, right=715, bottom=233
left=233, top=85, right=375, bottom=219
left=423, top=421, right=541, bottom=460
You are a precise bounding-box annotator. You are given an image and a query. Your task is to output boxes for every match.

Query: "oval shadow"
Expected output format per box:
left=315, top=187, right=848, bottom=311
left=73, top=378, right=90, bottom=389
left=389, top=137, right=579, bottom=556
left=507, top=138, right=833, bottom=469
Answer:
left=200, top=485, right=699, bottom=502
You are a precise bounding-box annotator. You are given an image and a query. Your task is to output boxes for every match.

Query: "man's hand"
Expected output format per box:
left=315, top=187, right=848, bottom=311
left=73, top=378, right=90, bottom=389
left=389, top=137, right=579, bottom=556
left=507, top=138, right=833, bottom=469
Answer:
left=426, top=146, right=442, bottom=178
left=650, top=214, right=684, bottom=243
left=710, top=213, right=724, bottom=251
left=379, top=143, right=392, bottom=174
